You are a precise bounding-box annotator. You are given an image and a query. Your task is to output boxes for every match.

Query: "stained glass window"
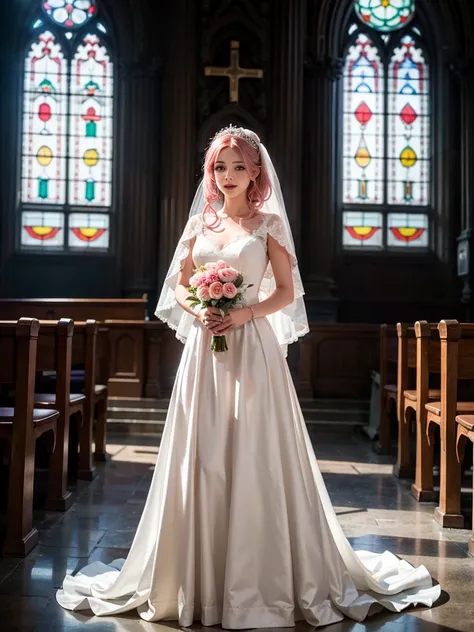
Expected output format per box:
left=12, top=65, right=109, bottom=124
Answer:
left=69, top=34, right=113, bottom=207
left=342, top=20, right=431, bottom=252
left=343, top=211, right=383, bottom=249
left=22, top=31, right=67, bottom=205
left=355, top=0, right=415, bottom=33
left=343, top=33, right=384, bottom=205
left=21, top=211, right=65, bottom=248
left=69, top=212, right=109, bottom=249
left=387, top=213, right=428, bottom=247
left=20, top=1, right=113, bottom=253
left=42, top=1, right=98, bottom=29
left=388, top=35, right=429, bottom=205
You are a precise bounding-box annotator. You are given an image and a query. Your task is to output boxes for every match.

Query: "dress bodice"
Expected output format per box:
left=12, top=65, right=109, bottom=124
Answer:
left=192, top=215, right=270, bottom=304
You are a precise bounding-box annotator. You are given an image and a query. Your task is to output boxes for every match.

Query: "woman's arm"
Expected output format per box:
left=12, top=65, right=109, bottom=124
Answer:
left=174, top=237, right=224, bottom=330
left=250, top=232, right=294, bottom=318
left=174, top=236, right=197, bottom=316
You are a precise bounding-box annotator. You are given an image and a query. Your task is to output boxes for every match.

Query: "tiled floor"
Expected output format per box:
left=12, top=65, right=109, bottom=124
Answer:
left=0, top=429, right=473, bottom=632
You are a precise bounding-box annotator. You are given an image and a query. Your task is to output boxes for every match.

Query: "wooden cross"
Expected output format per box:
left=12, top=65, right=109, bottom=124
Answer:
left=204, top=40, right=264, bottom=103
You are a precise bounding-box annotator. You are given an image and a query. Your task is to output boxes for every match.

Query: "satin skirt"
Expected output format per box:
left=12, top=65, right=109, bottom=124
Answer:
left=56, top=317, right=440, bottom=628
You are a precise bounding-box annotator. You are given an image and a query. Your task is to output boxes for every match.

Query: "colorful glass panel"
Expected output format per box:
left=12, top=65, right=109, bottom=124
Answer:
left=21, top=31, right=67, bottom=204
left=343, top=211, right=383, bottom=249
left=355, top=0, right=415, bottom=33
left=21, top=210, right=64, bottom=247
left=69, top=212, right=109, bottom=248
left=42, top=0, right=97, bottom=29
left=343, top=33, right=384, bottom=205
left=387, top=213, right=428, bottom=247
left=69, top=33, right=113, bottom=207
left=388, top=35, right=430, bottom=206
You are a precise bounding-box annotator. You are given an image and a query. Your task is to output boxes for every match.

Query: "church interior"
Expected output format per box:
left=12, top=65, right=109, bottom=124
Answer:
left=1, top=0, right=474, bottom=630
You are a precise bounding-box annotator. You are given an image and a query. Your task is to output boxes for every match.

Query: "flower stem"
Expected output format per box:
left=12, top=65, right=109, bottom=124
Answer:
left=211, top=335, right=228, bottom=352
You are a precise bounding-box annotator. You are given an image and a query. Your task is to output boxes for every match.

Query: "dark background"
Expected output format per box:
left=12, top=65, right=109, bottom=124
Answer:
left=1, top=0, right=472, bottom=324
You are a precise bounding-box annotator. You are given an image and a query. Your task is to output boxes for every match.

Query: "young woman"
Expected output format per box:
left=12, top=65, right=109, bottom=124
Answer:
left=57, top=126, right=440, bottom=628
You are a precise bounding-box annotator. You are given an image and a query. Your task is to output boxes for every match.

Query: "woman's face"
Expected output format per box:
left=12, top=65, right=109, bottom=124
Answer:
left=214, top=146, right=252, bottom=201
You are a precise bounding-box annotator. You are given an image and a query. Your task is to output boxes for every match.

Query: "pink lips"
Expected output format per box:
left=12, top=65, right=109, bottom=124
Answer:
left=224, top=185, right=237, bottom=189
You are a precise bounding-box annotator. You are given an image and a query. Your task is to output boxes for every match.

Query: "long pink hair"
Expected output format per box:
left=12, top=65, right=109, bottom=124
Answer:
left=202, top=133, right=272, bottom=225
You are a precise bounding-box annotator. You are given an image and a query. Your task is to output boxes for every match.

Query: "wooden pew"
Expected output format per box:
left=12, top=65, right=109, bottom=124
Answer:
left=426, top=320, right=474, bottom=528
left=70, top=320, right=108, bottom=464
left=455, top=414, right=474, bottom=556
left=0, top=297, right=147, bottom=322
left=0, top=298, right=143, bottom=396
left=37, top=320, right=106, bottom=482
left=393, top=322, right=440, bottom=480
left=376, top=324, right=397, bottom=454
left=34, top=319, right=85, bottom=511
left=408, top=321, right=440, bottom=502
left=393, top=323, right=417, bottom=479
left=0, top=319, right=59, bottom=556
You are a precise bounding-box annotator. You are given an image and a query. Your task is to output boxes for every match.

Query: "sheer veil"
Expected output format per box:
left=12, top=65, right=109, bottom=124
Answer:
left=155, top=127, right=309, bottom=357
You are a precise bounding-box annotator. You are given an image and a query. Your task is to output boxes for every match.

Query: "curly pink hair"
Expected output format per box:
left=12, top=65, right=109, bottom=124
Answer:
left=202, top=132, right=272, bottom=225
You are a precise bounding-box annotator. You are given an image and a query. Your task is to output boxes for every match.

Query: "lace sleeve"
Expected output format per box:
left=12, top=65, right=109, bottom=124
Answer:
left=259, top=213, right=309, bottom=356
left=262, top=214, right=304, bottom=302
left=154, top=214, right=203, bottom=343
left=164, top=214, right=202, bottom=290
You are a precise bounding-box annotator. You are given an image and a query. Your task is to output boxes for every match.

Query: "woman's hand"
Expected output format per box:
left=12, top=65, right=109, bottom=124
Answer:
left=197, top=306, right=224, bottom=332
left=212, top=307, right=253, bottom=335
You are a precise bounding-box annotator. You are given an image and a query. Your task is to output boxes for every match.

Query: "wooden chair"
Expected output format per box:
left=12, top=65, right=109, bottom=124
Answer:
left=0, top=318, right=59, bottom=556
left=455, top=414, right=474, bottom=556
left=34, top=319, right=85, bottom=511
left=426, top=320, right=474, bottom=528
left=375, top=324, right=397, bottom=455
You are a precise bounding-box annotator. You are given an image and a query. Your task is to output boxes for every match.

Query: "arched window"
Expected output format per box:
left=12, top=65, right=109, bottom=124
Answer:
left=341, top=2, right=431, bottom=251
left=20, top=1, right=113, bottom=252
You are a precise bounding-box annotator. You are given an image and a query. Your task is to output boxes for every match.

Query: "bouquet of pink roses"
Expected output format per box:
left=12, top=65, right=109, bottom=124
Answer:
left=186, top=260, right=253, bottom=352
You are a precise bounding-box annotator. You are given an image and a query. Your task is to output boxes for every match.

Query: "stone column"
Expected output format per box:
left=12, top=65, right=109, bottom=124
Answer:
left=303, top=54, right=343, bottom=321
left=157, top=0, right=197, bottom=291
left=118, top=57, right=161, bottom=304
left=0, top=42, right=20, bottom=271
left=267, top=0, right=306, bottom=256
left=455, top=59, right=474, bottom=318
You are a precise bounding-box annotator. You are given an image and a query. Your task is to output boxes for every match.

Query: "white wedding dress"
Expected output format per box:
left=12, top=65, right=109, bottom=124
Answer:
left=57, top=212, right=440, bottom=628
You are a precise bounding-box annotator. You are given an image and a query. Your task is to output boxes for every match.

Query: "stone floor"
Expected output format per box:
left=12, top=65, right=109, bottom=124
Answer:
left=0, top=428, right=473, bottom=632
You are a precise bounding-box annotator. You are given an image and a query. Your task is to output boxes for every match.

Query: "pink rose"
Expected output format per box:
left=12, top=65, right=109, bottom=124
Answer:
left=189, top=271, right=206, bottom=288
left=197, top=285, right=211, bottom=301
left=218, top=267, right=239, bottom=282
left=216, top=260, right=230, bottom=270
left=222, top=282, right=237, bottom=299
left=209, top=281, right=224, bottom=299
left=205, top=271, right=219, bottom=284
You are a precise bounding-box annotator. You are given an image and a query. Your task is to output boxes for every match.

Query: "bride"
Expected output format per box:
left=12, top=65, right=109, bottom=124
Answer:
left=56, top=126, right=440, bottom=628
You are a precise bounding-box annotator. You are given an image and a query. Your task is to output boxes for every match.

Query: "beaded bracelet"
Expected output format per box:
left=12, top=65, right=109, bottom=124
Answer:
left=248, top=304, right=255, bottom=320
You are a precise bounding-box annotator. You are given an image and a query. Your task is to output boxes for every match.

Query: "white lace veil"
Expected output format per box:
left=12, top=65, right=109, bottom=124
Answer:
left=155, top=127, right=309, bottom=357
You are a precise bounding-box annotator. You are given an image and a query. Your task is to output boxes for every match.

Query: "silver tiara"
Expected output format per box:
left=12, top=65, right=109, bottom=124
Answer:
left=212, top=125, right=260, bottom=151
